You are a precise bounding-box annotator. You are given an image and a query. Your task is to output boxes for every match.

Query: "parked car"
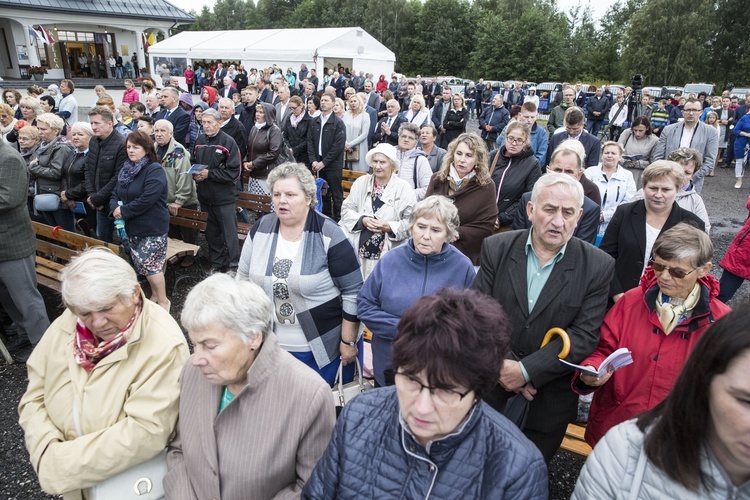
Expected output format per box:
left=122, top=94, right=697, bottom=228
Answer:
left=684, top=82, right=715, bottom=97
left=437, top=76, right=467, bottom=97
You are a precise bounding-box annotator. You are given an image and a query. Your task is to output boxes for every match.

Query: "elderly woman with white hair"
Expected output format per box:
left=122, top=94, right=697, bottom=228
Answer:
left=19, top=247, right=188, bottom=499
left=402, top=94, right=430, bottom=127
left=340, top=143, right=416, bottom=279
left=165, top=274, right=335, bottom=499
left=357, top=195, right=476, bottom=387
left=29, top=112, right=74, bottom=230
left=6, top=96, right=42, bottom=144
left=237, top=162, right=363, bottom=386
left=61, top=121, right=96, bottom=235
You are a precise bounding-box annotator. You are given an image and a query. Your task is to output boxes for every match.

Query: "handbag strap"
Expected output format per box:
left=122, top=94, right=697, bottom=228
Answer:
left=627, top=441, right=649, bottom=500
left=334, top=357, right=364, bottom=392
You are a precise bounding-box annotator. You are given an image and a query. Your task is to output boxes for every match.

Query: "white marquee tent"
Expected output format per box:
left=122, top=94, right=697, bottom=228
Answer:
left=148, top=27, right=395, bottom=86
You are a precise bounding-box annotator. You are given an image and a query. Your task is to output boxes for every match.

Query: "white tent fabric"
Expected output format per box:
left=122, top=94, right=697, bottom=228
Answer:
left=149, top=27, right=395, bottom=79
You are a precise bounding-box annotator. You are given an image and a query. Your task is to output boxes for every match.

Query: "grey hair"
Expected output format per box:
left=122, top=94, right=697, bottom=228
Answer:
left=70, top=121, right=94, bottom=137
left=60, top=247, right=139, bottom=312
left=530, top=172, right=584, bottom=209
left=154, top=119, right=174, bottom=132
left=182, top=274, right=274, bottom=344
left=399, top=122, right=420, bottom=138
left=267, top=162, right=317, bottom=209
left=551, top=140, right=585, bottom=171
left=35, top=112, right=64, bottom=132
left=652, top=222, right=712, bottom=268
left=387, top=98, right=400, bottom=111
left=409, top=195, right=460, bottom=241
left=218, top=97, right=234, bottom=107
left=202, top=108, right=221, bottom=121
left=162, top=86, right=179, bottom=99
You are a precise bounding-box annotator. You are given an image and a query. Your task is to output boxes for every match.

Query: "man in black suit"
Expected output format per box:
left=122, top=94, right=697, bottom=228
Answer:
left=423, top=78, right=439, bottom=109
left=301, top=82, right=316, bottom=107
left=219, top=76, right=237, bottom=100
left=307, top=92, right=346, bottom=220
left=218, top=97, right=247, bottom=160
left=155, top=87, right=190, bottom=147
left=574, top=81, right=586, bottom=108
left=257, top=78, right=272, bottom=104
left=213, top=63, right=227, bottom=84
left=374, top=99, right=405, bottom=146
left=475, top=173, right=614, bottom=462
left=431, top=87, right=453, bottom=148
left=547, top=106, right=601, bottom=169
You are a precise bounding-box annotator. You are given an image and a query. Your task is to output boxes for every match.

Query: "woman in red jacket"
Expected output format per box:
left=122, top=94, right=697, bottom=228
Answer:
left=574, top=223, right=731, bottom=447
left=376, top=74, right=388, bottom=93
left=718, top=194, right=750, bottom=303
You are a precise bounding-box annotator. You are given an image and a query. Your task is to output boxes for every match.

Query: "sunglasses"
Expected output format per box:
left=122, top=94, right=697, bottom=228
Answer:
left=649, top=260, right=697, bottom=279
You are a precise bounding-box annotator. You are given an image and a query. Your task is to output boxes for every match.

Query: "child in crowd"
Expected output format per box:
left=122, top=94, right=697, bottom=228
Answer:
left=650, top=99, right=669, bottom=136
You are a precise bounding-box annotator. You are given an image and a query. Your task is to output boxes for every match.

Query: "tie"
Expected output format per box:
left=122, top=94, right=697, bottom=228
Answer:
left=387, top=118, right=392, bottom=128
left=165, top=110, right=171, bottom=120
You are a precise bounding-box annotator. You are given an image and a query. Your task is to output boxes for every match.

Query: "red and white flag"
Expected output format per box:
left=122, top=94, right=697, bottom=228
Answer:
left=35, top=26, right=55, bottom=45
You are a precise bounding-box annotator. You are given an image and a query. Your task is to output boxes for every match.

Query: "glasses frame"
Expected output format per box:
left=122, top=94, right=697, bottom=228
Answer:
left=649, top=259, right=697, bottom=279
left=395, top=372, right=471, bottom=406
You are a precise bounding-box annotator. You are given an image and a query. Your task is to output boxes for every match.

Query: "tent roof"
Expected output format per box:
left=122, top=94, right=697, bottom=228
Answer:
left=150, top=27, right=395, bottom=62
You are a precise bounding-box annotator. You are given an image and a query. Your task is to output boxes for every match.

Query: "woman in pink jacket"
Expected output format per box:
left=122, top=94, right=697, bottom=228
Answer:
left=121, top=79, right=140, bottom=105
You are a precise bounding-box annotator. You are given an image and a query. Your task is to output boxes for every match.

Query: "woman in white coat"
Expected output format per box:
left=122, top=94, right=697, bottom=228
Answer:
left=343, top=94, right=371, bottom=173
left=340, top=143, right=417, bottom=278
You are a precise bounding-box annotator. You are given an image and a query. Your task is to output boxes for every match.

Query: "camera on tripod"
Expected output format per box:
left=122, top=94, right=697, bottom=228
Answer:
left=630, top=74, right=644, bottom=91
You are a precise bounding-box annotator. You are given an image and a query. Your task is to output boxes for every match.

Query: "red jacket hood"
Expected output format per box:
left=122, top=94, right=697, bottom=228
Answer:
left=202, top=86, right=217, bottom=106
left=639, top=266, right=721, bottom=299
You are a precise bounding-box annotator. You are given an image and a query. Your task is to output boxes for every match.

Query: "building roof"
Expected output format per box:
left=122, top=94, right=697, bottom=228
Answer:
left=0, top=0, right=194, bottom=23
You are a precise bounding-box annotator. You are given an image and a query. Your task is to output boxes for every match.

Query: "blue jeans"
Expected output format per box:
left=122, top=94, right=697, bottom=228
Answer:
left=95, top=210, right=114, bottom=242
left=115, top=66, right=124, bottom=79
left=586, top=120, right=603, bottom=136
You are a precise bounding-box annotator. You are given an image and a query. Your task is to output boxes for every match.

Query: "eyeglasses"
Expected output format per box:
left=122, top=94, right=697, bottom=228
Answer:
left=272, top=258, right=295, bottom=323
left=506, top=136, right=525, bottom=145
left=649, top=260, right=697, bottom=279
left=395, top=372, right=471, bottom=406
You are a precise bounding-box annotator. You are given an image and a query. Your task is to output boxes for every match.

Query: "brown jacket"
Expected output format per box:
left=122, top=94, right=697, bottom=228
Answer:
left=164, top=334, right=335, bottom=499
left=425, top=173, right=498, bottom=265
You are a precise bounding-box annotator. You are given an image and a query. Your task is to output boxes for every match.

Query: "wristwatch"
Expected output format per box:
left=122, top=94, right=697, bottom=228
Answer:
left=341, top=339, right=356, bottom=347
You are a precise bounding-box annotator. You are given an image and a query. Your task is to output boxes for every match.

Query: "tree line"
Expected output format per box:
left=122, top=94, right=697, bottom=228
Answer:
left=179, top=0, right=748, bottom=89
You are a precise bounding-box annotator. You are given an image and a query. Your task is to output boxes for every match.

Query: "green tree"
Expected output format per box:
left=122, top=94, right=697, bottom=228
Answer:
left=621, top=0, right=714, bottom=86
left=407, top=0, right=473, bottom=76
left=712, top=0, right=750, bottom=88
left=362, top=0, right=421, bottom=71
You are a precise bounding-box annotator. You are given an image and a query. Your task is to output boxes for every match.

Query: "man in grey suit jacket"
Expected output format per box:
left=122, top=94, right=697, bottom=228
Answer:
left=0, top=140, right=50, bottom=361
left=363, top=79, right=380, bottom=110
left=652, top=98, right=718, bottom=194
left=474, top=173, right=614, bottom=462
left=274, top=85, right=292, bottom=127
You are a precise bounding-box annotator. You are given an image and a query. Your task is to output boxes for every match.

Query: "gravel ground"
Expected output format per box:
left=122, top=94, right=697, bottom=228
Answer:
left=1, top=116, right=747, bottom=498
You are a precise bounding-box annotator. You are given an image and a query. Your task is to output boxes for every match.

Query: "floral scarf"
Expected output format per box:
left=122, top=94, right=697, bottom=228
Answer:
left=289, top=111, right=304, bottom=129
left=74, top=303, right=141, bottom=373
left=118, top=156, right=149, bottom=186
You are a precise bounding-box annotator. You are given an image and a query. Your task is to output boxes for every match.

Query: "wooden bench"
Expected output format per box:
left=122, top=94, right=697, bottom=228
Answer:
left=166, top=208, right=208, bottom=293
left=33, top=221, right=120, bottom=292
left=560, top=423, right=592, bottom=459
left=342, top=169, right=366, bottom=199
left=237, top=192, right=273, bottom=242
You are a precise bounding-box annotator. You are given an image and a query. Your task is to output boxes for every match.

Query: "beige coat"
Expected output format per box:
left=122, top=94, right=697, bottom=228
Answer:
left=164, top=334, right=335, bottom=500
left=18, top=296, right=189, bottom=499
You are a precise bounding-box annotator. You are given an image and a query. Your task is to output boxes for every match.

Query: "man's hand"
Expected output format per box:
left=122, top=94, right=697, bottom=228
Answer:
left=312, top=161, right=324, bottom=172
left=193, top=169, right=209, bottom=182
left=499, top=359, right=527, bottom=393
left=168, top=203, right=182, bottom=217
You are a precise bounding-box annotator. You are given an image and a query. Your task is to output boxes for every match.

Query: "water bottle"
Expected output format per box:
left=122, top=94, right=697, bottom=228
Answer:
left=114, top=201, right=128, bottom=241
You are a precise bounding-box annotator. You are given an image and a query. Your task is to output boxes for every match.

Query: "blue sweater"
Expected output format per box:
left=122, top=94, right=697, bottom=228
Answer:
left=109, top=161, right=169, bottom=237
left=497, top=122, right=549, bottom=167
left=357, top=239, right=476, bottom=386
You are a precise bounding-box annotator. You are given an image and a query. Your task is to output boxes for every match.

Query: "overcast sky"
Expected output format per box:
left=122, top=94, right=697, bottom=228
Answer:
left=176, top=0, right=619, bottom=22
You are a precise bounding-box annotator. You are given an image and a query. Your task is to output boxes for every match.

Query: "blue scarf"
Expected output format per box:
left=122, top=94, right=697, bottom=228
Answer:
left=118, top=156, right=149, bottom=186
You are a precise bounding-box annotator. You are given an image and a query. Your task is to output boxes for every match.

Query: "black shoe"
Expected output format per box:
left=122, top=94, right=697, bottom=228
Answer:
left=4, top=336, right=31, bottom=354
left=12, top=345, right=34, bottom=364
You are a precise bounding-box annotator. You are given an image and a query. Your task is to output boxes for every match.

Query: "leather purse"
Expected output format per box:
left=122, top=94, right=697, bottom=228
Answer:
left=33, top=193, right=60, bottom=212
left=331, top=357, right=374, bottom=416
left=73, top=399, right=168, bottom=499
left=345, top=148, right=360, bottom=162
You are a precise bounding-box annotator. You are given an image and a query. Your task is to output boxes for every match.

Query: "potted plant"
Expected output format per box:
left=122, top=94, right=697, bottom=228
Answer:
left=27, top=66, right=48, bottom=81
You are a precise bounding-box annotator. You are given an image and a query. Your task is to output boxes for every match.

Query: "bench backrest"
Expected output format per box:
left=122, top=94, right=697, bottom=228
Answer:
left=237, top=192, right=272, bottom=214
left=169, top=207, right=208, bottom=232
left=342, top=170, right=366, bottom=198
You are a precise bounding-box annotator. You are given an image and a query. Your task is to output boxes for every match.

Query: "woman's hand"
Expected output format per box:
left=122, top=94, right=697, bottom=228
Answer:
left=363, top=216, right=383, bottom=233
left=243, top=161, right=253, bottom=172
left=580, top=365, right=615, bottom=387
left=113, top=206, right=122, bottom=219
left=340, top=343, right=358, bottom=366
left=60, top=191, right=67, bottom=202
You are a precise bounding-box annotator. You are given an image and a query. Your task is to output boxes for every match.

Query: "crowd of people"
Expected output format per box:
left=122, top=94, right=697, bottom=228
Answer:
left=2, top=62, right=750, bottom=498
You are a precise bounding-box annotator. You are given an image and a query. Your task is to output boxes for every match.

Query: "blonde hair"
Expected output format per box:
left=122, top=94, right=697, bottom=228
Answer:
left=348, top=94, right=365, bottom=117
left=35, top=112, right=64, bottom=132
left=437, top=133, right=492, bottom=186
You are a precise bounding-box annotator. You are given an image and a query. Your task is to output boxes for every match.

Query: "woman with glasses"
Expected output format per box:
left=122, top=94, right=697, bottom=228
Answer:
left=600, top=161, right=705, bottom=302
left=573, top=223, right=730, bottom=447
left=489, top=121, right=541, bottom=232
left=303, top=288, right=548, bottom=499
left=584, top=141, right=637, bottom=238
left=282, top=95, right=311, bottom=165
left=237, top=163, right=363, bottom=386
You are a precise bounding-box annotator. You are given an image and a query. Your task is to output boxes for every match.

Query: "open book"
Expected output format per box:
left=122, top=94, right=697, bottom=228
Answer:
left=182, top=163, right=207, bottom=175
left=560, top=347, right=633, bottom=377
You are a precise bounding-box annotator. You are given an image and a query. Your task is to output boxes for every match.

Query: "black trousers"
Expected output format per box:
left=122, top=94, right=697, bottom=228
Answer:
left=203, top=202, right=239, bottom=271
left=319, top=166, right=343, bottom=221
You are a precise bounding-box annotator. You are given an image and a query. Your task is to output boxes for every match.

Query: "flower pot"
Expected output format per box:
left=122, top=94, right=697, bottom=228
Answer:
left=32, top=74, right=44, bottom=81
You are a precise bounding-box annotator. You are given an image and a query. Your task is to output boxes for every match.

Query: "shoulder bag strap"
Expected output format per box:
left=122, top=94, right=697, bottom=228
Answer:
left=627, top=442, right=649, bottom=500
